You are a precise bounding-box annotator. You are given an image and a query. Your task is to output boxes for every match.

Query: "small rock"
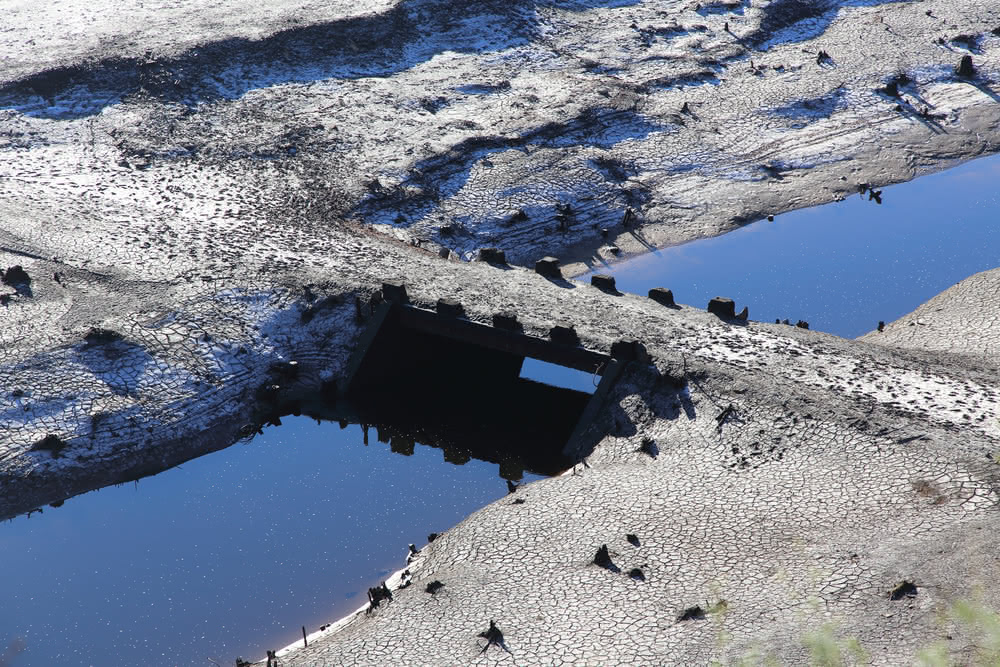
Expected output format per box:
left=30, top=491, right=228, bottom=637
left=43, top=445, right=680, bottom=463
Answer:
left=1, top=265, right=30, bottom=287
left=639, top=437, right=658, bottom=458
left=956, top=55, right=975, bottom=78
left=677, top=605, right=706, bottom=622
left=889, top=581, right=918, bottom=600
left=593, top=544, right=614, bottom=569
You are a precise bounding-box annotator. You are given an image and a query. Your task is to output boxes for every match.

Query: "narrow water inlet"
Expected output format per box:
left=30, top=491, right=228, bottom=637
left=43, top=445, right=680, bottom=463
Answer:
left=589, top=153, right=1000, bottom=338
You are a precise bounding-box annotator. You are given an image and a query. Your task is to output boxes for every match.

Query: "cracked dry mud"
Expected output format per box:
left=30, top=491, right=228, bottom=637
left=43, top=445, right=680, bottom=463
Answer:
left=2, top=0, right=1000, bottom=664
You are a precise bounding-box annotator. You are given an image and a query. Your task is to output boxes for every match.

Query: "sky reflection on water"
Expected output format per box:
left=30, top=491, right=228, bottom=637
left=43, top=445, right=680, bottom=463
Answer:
left=597, top=154, right=1000, bottom=338
left=0, top=418, right=539, bottom=666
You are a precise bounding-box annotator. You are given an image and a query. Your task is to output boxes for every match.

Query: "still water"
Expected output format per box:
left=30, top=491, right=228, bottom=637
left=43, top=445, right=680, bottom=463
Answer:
left=595, top=154, right=1000, bottom=338
left=0, top=359, right=591, bottom=666
left=0, top=418, right=545, bottom=666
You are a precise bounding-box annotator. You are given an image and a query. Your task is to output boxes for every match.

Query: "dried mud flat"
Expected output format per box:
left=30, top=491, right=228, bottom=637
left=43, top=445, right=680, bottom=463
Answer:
left=2, top=0, right=1000, bottom=664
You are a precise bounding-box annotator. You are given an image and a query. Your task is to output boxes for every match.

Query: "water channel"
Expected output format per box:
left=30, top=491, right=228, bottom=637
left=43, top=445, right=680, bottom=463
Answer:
left=592, top=153, right=1000, bottom=338
left=1, top=154, right=998, bottom=666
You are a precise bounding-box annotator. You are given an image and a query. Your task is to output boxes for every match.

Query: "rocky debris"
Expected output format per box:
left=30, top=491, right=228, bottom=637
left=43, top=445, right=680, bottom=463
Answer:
left=477, top=620, right=508, bottom=655
left=889, top=581, right=918, bottom=601
left=366, top=582, right=392, bottom=614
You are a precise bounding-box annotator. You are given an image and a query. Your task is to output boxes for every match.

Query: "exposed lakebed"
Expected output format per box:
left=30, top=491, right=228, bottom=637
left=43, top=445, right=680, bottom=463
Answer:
left=2, top=152, right=998, bottom=665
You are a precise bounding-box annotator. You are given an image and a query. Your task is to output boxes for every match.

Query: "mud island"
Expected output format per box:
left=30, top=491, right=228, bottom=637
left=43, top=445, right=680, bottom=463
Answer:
left=2, top=0, right=1000, bottom=664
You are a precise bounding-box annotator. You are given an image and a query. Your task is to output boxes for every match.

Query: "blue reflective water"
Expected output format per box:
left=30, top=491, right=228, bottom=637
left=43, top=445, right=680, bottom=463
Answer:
left=595, top=154, right=1000, bottom=338
left=0, top=419, right=540, bottom=666
left=520, top=358, right=598, bottom=394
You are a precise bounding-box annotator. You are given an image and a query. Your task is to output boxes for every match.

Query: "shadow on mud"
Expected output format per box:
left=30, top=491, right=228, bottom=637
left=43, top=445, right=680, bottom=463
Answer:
left=0, top=0, right=642, bottom=119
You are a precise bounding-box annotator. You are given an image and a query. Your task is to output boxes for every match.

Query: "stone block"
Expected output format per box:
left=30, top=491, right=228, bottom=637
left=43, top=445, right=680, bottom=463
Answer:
left=591, top=274, right=617, bottom=292
left=549, top=324, right=579, bottom=346
left=1, top=265, right=30, bottom=287
left=535, top=256, right=561, bottom=279
left=436, top=298, right=464, bottom=318
left=957, top=55, right=975, bottom=78
left=610, top=339, right=648, bottom=363
left=648, top=287, right=675, bottom=307
left=492, top=312, right=520, bottom=331
left=478, top=247, right=506, bottom=265
left=381, top=281, right=409, bottom=304
left=708, top=296, right=736, bottom=319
